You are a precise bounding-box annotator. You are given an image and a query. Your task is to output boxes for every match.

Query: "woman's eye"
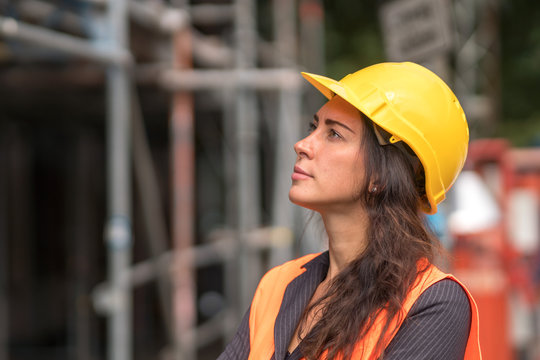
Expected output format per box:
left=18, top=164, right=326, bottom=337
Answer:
left=329, top=129, right=341, bottom=139
left=308, top=122, right=317, bottom=133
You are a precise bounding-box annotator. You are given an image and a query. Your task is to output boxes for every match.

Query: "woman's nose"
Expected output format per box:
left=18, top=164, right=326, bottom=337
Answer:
left=294, top=134, right=314, bottom=159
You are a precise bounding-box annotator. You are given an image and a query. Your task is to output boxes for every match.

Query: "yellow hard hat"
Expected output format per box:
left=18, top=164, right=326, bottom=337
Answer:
left=302, top=62, right=469, bottom=214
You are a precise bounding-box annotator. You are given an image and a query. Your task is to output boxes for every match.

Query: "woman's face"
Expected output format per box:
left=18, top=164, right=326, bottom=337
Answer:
left=289, top=96, right=367, bottom=213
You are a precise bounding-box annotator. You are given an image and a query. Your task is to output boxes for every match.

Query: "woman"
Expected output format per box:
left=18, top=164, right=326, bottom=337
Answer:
left=218, top=62, right=481, bottom=360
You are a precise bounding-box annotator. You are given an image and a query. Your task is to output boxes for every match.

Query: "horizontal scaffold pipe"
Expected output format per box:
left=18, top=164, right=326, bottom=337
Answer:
left=159, top=68, right=303, bottom=91
left=92, top=226, right=293, bottom=316
left=129, top=1, right=189, bottom=33
left=191, top=4, right=235, bottom=26
left=0, top=16, right=132, bottom=66
left=101, top=226, right=293, bottom=290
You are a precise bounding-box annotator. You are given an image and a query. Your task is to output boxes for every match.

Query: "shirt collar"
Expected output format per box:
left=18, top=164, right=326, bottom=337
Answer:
left=301, top=250, right=329, bottom=271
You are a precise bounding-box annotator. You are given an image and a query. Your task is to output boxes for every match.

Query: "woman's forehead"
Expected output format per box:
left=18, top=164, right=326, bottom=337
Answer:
left=316, top=96, right=364, bottom=127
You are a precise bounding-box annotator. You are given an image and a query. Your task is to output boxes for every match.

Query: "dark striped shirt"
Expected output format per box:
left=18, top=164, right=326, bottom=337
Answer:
left=218, top=252, right=471, bottom=360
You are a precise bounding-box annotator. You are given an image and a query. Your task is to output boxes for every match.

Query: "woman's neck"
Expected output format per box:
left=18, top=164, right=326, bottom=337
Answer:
left=321, top=208, right=369, bottom=281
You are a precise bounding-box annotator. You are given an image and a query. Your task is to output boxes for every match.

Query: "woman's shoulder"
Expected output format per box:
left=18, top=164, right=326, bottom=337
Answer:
left=384, top=279, right=472, bottom=359
left=252, top=252, right=325, bottom=309
left=409, top=278, right=471, bottom=323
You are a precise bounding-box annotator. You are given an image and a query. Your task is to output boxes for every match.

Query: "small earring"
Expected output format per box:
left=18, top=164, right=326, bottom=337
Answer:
left=370, top=186, right=378, bottom=193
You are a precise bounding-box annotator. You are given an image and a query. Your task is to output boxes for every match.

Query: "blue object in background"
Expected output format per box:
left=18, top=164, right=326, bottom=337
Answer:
left=426, top=209, right=452, bottom=249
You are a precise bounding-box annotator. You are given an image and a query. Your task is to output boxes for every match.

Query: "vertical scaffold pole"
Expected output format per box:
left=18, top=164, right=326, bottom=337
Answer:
left=0, top=128, right=8, bottom=360
left=453, top=0, right=501, bottom=137
left=298, top=0, right=326, bottom=255
left=234, top=0, right=261, bottom=313
left=271, top=0, right=301, bottom=263
left=104, top=0, right=132, bottom=359
left=171, top=27, right=196, bottom=360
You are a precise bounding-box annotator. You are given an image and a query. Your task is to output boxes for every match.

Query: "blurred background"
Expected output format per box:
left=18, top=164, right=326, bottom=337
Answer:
left=0, top=0, right=539, bottom=359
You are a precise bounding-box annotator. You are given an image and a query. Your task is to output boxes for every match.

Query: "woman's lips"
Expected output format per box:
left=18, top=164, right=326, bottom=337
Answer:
left=292, top=165, right=312, bottom=180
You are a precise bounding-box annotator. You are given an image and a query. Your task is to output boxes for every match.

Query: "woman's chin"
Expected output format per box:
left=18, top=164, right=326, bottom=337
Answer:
left=288, top=191, right=319, bottom=211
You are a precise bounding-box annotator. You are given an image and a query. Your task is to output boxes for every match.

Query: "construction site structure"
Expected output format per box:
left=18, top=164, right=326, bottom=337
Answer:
left=1, top=0, right=525, bottom=359
left=0, top=0, right=324, bottom=359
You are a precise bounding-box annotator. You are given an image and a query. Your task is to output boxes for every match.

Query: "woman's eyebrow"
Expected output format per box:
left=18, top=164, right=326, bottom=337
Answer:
left=313, top=114, right=356, bottom=134
left=325, top=118, right=356, bottom=134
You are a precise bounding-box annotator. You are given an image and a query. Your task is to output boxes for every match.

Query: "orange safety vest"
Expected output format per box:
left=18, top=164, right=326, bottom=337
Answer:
left=248, top=253, right=481, bottom=360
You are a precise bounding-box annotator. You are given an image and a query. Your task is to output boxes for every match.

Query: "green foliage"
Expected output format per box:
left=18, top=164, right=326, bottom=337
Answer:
left=500, top=0, right=540, bottom=119
left=495, top=116, right=540, bottom=147
left=323, top=0, right=385, bottom=78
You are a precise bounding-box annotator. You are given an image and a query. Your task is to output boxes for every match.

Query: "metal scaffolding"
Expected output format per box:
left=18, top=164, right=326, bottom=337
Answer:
left=0, top=0, right=323, bottom=359
left=377, top=0, right=501, bottom=138
left=453, top=0, right=501, bottom=138
left=1, top=2, right=134, bottom=359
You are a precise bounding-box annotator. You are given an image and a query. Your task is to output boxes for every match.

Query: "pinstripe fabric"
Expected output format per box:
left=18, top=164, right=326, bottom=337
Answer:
left=218, top=252, right=472, bottom=360
left=383, top=279, right=471, bottom=360
left=218, top=306, right=251, bottom=360
left=272, top=253, right=329, bottom=360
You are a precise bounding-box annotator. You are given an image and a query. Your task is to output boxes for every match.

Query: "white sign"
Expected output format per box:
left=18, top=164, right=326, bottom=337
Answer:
left=379, top=0, right=453, bottom=61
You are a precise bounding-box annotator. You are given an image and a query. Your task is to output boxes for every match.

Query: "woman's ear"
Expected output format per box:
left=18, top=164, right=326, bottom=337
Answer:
left=368, top=182, right=379, bottom=194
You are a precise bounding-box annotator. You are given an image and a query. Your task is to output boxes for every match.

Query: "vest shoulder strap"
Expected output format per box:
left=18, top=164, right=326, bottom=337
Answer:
left=248, top=253, right=321, bottom=359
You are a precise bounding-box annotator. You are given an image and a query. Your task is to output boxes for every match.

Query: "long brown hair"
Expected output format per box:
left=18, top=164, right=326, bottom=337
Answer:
left=298, top=113, right=440, bottom=359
